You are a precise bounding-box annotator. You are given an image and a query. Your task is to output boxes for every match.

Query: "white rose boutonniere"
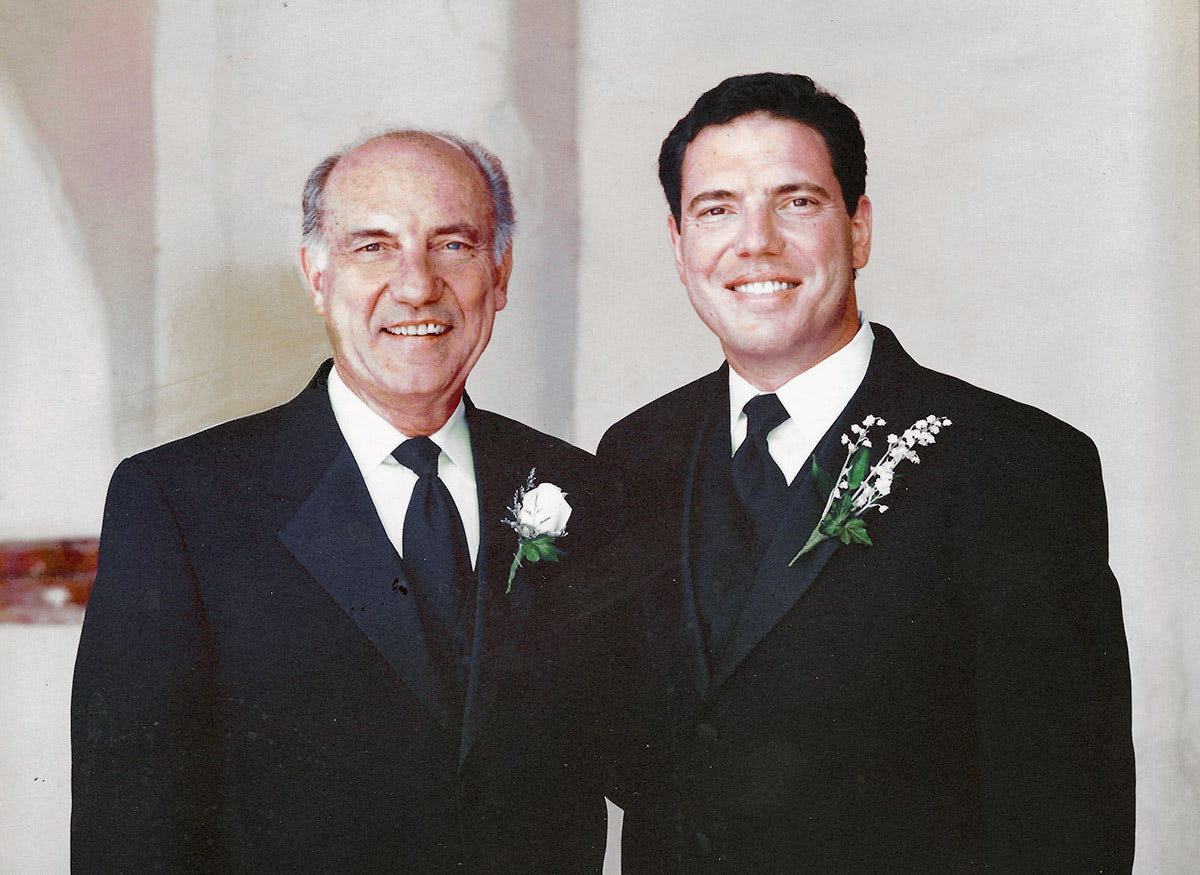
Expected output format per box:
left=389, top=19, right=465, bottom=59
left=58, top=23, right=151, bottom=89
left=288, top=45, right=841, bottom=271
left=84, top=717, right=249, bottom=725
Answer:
left=503, top=469, right=571, bottom=592
left=791, top=414, right=952, bottom=564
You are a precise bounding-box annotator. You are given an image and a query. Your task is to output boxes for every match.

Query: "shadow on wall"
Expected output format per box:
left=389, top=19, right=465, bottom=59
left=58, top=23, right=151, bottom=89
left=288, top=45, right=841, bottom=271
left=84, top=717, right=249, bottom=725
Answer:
left=0, top=67, right=117, bottom=541
left=151, top=263, right=330, bottom=446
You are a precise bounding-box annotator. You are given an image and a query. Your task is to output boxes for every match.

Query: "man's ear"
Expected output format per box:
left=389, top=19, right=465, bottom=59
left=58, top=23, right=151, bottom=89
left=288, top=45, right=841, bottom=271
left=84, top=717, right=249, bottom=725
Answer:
left=493, top=246, right=513, bottom=312
left=300, top=247, right=327, bottom=316
left=668, top=214, right=687, bottom=284
left=851, top=196, right=872, bottom=271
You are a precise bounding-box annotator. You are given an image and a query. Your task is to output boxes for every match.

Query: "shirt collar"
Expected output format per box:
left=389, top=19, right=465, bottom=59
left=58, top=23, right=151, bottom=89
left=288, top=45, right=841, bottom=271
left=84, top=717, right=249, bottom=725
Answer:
left=327, top=365, right=473, bottom=476
left=729, top=318, right=875, bottom=437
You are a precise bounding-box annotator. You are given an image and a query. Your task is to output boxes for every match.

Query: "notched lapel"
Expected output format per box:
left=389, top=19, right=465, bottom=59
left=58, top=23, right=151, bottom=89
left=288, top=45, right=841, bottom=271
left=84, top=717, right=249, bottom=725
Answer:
left=278, top=447, right=456, bottom=729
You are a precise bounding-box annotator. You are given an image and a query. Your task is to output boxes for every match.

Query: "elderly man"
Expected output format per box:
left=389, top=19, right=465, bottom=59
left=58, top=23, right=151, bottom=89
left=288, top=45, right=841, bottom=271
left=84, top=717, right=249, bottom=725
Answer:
left=72, top=131, right=604, bottom=872
left=597, top=74, right=1135, bottom=872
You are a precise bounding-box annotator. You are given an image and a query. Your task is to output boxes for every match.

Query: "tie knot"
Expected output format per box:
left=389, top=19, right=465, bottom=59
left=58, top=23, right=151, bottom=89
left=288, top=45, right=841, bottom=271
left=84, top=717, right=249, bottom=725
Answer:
left=743, top=393, right=789, bottom=440
left=392, top=436, right=442, bottom=478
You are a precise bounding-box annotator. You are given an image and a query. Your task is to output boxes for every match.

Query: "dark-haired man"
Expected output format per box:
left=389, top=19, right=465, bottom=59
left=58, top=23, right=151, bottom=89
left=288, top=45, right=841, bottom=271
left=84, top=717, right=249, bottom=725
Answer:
left=598, top=73, right=1134, bottom=872
left=73, top=130, right=605, bottom=872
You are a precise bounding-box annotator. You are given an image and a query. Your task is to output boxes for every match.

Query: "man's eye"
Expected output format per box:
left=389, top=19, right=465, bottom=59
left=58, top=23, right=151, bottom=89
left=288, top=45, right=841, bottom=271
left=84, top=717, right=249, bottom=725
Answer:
left=444, top=241, right=465, bottom=250
left=358, top=242, right=383, bottom=252
left=699, top=206, right=728, bottom=217
left=791, top=197, right=813, bottom=208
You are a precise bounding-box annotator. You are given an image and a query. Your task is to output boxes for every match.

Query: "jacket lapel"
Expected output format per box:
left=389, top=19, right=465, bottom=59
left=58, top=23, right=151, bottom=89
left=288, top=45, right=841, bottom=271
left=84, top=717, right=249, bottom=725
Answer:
left=709, top=427, right=847, bottom=692
left=709, top=328, right=914, bottom=693
left=272, top=363, right=456, bottom=729
left=458, top=404, right=536, bottom=764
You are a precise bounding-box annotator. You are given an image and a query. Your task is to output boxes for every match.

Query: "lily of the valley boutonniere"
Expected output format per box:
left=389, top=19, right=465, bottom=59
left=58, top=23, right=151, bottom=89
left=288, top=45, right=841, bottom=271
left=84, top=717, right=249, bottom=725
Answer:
left=503, top=469, right=572, bottom=592
left=790, top=414, right=952, bottom=565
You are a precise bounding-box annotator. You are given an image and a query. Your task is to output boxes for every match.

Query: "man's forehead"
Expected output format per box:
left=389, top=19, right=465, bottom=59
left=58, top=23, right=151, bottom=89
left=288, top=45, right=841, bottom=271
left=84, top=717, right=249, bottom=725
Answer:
left=324, top=135, right=492, bottom=222
left=680, top=113, right=836, bottom=191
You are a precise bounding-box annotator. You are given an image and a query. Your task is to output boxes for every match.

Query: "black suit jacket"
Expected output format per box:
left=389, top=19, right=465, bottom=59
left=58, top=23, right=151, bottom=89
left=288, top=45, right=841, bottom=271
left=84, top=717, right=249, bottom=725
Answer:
left=596, top=325, right=1134, bottom=873
left=72, top=363, right=605, bottom=873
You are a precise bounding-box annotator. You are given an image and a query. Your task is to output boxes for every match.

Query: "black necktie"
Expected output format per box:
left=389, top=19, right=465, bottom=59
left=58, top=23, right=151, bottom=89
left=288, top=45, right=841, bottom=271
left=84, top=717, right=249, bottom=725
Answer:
left=393, top=437, right=474, bottom=691
left=731, top=393, right=791, bottom=561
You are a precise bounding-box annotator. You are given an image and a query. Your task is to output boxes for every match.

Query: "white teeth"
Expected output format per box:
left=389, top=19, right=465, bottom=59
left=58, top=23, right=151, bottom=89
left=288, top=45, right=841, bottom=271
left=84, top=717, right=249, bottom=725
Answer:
left=731, top=280, right=797, bottom=295
left=385, top=323, right=449, bottom=336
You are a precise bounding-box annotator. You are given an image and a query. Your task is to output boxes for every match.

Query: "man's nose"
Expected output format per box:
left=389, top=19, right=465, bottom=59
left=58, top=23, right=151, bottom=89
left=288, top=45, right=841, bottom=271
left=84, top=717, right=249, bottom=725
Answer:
left=386, top=248, right=442, bottom=305
left=735, top=206, right=785, bottom=257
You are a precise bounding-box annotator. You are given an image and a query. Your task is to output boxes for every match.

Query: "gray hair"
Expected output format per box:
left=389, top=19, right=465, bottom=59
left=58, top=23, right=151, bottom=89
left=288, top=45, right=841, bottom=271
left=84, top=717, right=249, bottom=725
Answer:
left=301, top=129, right=516, bottom=269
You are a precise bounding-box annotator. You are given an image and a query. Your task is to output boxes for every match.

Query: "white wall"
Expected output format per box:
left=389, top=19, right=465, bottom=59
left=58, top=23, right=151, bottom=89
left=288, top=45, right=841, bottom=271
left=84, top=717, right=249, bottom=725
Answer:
left=0, top=626, right=79, bottom=875
left=574, top=1, right=1200, bottom=871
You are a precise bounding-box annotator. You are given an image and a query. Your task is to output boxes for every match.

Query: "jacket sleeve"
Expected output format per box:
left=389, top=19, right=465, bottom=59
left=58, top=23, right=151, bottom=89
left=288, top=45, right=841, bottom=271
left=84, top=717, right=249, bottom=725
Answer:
left=587, top=424, right=679, bottom=815
left=967, top=428, right=1135, bottom=871
left=71, top=457, right=224, bottom=873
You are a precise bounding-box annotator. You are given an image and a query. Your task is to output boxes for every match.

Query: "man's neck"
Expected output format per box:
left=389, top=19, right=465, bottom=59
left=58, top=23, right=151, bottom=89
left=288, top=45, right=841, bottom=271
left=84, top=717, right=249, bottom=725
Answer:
left=331, top=366, right=462, bottom=437
left=727, top=328, right=860, bottom=392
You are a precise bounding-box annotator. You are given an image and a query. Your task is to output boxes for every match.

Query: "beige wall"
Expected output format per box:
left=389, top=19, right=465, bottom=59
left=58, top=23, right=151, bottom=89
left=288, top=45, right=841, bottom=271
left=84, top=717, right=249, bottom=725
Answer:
left=1, top=0, right=1197, bottom=871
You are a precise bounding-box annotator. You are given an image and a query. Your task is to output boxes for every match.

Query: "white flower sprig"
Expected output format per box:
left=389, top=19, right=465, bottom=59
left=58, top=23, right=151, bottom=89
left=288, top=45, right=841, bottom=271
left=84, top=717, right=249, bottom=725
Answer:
left=790, top=414, right=952, bottom=565
left=503, top=469, right=572, bottom=592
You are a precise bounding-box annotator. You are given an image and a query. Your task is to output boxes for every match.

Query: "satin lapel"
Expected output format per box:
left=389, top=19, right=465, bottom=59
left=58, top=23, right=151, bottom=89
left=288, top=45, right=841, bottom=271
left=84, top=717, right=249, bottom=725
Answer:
left=278, top=447, right=455, bottom=729
left=458, top=406, right=535, bottom=765
left=269, top=365, right=454, bottom=729
left=710, top=340, right=895, bottom=693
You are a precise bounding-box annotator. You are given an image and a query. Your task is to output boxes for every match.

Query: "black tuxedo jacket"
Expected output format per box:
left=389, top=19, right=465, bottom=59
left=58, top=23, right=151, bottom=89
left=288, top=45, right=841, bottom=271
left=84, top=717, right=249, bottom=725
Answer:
left=72, top=363, right=605, bottom=873
left=596, top=325, right=1134, bottom=873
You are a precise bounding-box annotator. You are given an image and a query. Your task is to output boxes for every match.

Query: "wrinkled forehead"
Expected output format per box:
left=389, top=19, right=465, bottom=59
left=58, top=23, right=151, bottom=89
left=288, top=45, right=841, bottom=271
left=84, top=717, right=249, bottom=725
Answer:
left=323, top=135, right=495, bottom=234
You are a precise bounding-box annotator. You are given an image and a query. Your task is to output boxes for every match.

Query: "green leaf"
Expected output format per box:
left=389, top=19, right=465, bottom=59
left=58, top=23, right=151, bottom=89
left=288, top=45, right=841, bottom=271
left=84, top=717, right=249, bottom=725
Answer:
left=519, top=536, right=566, bottom=564
left=847, top=447, right=870, bottom=490
left=789, top=527, right=829, bottom=565
left=839, top=529, right=853, bottom=545
left=847, top=525, right=873, bottom=546
left=811, top=458, right=835, bottom=499
left=506, top=552, right=522, bottom=593
left=819, top=513, right=842, bottom=536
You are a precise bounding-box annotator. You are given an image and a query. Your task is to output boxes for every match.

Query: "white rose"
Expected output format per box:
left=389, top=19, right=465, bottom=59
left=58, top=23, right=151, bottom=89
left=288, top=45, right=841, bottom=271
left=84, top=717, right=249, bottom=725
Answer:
left=516, top=482, right=571, bottom=536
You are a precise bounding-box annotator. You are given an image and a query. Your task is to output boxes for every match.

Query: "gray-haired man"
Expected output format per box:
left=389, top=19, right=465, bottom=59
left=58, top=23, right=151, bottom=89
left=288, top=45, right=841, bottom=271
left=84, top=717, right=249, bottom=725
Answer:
left=73, top=131, right=605, bottom=872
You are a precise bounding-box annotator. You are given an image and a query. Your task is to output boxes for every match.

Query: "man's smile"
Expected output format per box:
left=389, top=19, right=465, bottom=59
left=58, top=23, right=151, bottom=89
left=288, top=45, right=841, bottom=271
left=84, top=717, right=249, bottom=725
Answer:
left=729, top=280, right=800, bottom=295
left=382, top=322, right=452, bottom=336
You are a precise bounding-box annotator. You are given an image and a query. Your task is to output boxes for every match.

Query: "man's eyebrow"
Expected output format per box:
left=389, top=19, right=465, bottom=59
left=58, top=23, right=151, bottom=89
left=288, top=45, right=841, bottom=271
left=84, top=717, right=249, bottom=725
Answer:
left=685, top=189, right=737, bottom=214
left=341, top=227, right=396, bottom=243
left=338, top=223, right=487, bottom=244
left=432, top=222, right=485, bottom=243
left=685, top=182, right=833, bottom=214
left=774, top=181, right=833, bottom=200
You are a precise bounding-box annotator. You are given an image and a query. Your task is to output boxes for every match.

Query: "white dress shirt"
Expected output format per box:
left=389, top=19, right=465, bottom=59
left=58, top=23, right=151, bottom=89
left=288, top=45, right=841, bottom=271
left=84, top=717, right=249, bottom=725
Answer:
left=327, top=367, right=480, bottom=567
left=729, top=319, right=874, bottom=486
